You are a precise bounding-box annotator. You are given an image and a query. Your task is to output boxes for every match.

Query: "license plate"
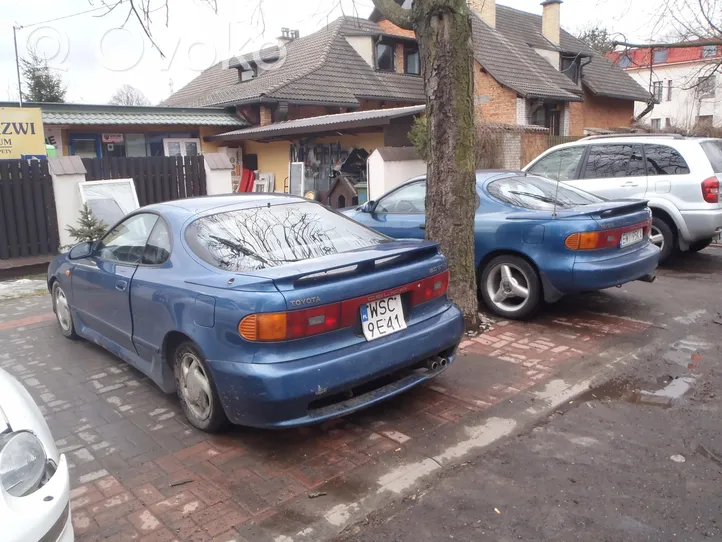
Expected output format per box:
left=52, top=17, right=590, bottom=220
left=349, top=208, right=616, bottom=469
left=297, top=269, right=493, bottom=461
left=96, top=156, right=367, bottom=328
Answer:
left=360, top=295, right=407, bottom=341
left=620, top=228, right=644, bottom=248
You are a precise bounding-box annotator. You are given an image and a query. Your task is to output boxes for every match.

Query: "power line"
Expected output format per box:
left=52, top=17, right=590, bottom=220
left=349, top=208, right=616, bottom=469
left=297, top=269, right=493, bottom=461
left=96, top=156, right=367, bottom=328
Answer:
left=15, top=3, right=114, bottom=30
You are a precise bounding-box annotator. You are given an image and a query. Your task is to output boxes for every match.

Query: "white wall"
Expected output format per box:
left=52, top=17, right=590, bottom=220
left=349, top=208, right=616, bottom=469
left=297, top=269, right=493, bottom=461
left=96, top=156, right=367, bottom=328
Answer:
left=345, top=36, right=374, bottom=68
left=368, top=152, right=426, bottom=200
left=627, top=61, right=722, bottom=128
left=534, top=48, right=559, bottom=70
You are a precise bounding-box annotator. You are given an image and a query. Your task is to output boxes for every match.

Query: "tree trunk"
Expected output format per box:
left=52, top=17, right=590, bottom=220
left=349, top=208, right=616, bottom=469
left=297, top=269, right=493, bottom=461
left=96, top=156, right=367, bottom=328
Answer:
left=371, top=0, right=479, bottom=330
left=414, top=1, right=479, bottom=329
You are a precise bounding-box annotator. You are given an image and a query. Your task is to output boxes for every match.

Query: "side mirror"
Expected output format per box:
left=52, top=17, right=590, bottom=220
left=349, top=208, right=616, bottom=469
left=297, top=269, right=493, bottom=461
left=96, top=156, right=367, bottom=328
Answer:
left=361, top=200, right=376, bottom=213
left=68, top=241, right=94, bottom=260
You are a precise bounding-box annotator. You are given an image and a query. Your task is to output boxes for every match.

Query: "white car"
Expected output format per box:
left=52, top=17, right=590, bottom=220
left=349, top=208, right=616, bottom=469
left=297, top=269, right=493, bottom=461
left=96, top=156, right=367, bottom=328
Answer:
left=524, top=134, right=722, bottom=262
left=0, top=368, right=73, bottom=542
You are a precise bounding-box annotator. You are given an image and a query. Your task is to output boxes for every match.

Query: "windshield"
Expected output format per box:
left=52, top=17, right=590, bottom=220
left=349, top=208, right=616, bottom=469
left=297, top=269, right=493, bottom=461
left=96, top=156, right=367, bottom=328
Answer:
left=487, top=175, right=605, bottom=211
left=185, top=201, right=391, bottom=272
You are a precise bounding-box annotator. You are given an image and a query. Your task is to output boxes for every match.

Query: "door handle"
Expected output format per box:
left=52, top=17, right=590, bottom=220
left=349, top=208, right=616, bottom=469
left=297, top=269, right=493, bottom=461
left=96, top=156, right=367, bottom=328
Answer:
left=115, top=280, right=128, bottom=292
left=622, top=182, right=638, bottom=187
left=419, top=224, right=426, bottom=230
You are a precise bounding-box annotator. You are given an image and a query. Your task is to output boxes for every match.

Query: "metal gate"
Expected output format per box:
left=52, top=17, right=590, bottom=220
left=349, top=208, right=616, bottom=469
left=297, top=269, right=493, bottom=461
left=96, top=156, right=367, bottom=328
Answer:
left=0, top=159, right=60, bottom=260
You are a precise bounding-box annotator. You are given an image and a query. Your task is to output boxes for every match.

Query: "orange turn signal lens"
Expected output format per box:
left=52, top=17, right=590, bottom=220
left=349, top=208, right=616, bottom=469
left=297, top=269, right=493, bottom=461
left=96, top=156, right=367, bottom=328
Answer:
left=239, top=313, right=287, bottom=341
left=565, top=232, right=600, bottom=250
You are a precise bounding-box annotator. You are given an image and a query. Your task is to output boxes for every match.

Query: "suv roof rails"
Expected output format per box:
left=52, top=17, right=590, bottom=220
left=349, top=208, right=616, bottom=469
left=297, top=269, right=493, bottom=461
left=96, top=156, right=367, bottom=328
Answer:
left=580, top=133, right=686, bottom=141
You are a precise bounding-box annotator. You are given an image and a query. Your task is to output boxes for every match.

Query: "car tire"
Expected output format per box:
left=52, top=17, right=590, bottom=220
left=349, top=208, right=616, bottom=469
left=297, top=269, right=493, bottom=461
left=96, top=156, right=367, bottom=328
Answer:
left=173, top=342, right=228, bottom=433
left=650, top=217, right=675, bottom=263
left=689, top=238, right=714, bottom=253
left=479, top=255, right=542, bottom=320
left=52, top=282, right=78, bottom=340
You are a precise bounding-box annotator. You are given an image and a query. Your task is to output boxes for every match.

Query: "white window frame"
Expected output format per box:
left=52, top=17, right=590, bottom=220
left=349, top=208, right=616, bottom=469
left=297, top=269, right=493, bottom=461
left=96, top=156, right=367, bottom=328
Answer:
left=78, top=179, right=140, bottom=209
left=253, top=179, right=270, bottom=192
left=163, top=138, right=202, bottom=157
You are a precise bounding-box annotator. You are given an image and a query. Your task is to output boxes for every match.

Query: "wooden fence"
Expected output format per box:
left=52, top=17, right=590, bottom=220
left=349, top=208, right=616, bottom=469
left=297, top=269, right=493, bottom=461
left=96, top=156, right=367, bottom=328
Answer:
left=0, top=159, right=60, bottom=260
left=81, top=156, right=207, bottom=207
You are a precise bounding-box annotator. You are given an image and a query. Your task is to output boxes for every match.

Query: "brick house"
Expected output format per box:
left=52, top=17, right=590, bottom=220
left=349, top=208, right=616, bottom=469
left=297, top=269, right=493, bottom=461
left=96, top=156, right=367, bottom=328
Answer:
left=371, top=0, right=650, bottom=136
left=163, top=0, right=649, bottom=197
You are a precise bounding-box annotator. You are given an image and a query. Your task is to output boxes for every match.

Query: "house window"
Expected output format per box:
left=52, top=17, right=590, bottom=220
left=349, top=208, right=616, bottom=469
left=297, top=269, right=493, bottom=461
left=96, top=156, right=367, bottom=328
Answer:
left=703, top=45, right=718, bottom=58
left=653, top=49, right=669, bottom=64
left=652, top=81, right=664, bottom=101
left=651, top=118, right=661, bottom=130
left=698, top=76, right=716, bottom=98
left=163, top=138, right=201, bottom=157
left=697, top=115, right=714, bottom=126
left=667, top=80, right=673, bottom=101
left=376, top=42, right=396, bottom=71
left=618, top=55, right=632, bottom=68
left=560, top=55, right=580, bottom=84
left=239, top=67, right=256, bottom=82
left=404, top=46, right=420, bottom=75
left=665, top=118, right=672, bottom=128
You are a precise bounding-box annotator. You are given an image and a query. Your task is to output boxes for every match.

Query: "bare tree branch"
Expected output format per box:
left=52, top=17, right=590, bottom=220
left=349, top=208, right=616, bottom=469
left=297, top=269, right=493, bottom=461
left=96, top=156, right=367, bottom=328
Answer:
left=370, top=0, right=414, bottom=30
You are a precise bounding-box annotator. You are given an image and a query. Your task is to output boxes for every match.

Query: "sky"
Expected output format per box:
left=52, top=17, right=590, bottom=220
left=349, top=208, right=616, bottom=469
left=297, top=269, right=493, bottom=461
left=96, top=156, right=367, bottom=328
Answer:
left=0, top=0, right=670, bottom=105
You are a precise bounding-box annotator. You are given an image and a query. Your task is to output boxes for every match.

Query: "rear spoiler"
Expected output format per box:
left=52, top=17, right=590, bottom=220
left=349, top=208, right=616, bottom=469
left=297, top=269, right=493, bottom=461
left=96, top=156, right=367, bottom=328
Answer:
left=506, top=200, right=649, bottom=220
left=249, top=240, right=440, bottom=291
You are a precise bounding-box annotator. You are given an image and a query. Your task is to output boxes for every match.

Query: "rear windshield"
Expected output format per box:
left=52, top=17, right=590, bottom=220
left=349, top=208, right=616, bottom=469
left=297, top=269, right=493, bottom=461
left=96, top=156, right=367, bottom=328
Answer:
left=185, top=201, right=390, bottom=272
left=487, top=175, right=605, bottom=211
left=701, top=140, right=722, bottom=172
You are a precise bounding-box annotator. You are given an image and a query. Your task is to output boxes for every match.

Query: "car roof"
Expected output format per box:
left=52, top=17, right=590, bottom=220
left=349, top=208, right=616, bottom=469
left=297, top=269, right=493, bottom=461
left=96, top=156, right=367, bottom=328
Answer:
left=141, top=193, right=308, bottom=217
left=552, top=135, right=721, bottom=148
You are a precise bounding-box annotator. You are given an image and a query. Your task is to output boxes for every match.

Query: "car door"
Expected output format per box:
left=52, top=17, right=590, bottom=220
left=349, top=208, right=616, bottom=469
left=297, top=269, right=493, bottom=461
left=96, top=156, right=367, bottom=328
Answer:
left=568, top=144, right=648, bottom=200
left=360, top=180, right=427, bottom=239
left=129, top=218, right=176, bottom=368
left=71, top=213, right=159, bottom=353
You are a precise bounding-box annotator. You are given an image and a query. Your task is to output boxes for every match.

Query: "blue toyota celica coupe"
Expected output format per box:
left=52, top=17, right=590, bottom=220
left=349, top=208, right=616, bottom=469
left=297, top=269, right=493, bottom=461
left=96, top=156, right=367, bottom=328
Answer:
left=344, top=171, right=660, bottom=319
left=48, top=195, right=463, bottom=431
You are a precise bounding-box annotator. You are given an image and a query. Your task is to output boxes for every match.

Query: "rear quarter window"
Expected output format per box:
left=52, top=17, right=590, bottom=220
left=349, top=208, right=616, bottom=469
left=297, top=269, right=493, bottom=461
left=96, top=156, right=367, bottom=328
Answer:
left=487, top=175, right=604, bottom=211
left=185, top=201, right=390, bottom=272
left=643, top=144, right=690, bottom=175
left=701, top=140, right=722, bottom=173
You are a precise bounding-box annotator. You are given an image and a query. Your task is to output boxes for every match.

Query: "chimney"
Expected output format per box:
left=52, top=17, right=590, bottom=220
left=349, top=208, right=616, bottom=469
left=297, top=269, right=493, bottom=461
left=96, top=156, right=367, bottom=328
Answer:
left=541, top=0, right=562, bottom=46
left=277, top=28, right=300, bottom=46
left=469, top=0, right=496, bottom=29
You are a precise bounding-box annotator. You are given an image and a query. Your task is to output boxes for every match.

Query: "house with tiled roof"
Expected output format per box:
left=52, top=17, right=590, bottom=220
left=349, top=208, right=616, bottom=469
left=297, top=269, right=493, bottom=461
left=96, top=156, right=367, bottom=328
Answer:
left=608, top=43, right=722, bottom=130
left=163, top=0, right=650, bottom=198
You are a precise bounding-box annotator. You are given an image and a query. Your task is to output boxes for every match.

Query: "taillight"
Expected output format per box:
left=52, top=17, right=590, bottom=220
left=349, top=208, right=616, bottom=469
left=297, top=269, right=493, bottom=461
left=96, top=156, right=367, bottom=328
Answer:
left=702, top=177, right=720, bottom=203
left=565, top=220, right=651, bottom=251
left=238, top=270, right=450, bottom=342
left=411, top=270, right=449, bottom=305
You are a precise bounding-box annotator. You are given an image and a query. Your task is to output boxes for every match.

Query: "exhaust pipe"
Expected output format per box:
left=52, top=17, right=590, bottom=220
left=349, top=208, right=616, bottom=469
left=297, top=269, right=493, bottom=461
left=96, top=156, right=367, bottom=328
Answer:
left=426, top=359, right=439, bottom=371
left=439, top=358, right=449, bottom=368
left=638, top=273, right=656, bottom=284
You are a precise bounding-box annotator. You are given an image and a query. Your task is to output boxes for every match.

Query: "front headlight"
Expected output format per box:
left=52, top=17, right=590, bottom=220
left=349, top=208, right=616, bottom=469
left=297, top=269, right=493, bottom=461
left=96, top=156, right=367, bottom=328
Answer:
left=0, top=431, right=47, bottom=497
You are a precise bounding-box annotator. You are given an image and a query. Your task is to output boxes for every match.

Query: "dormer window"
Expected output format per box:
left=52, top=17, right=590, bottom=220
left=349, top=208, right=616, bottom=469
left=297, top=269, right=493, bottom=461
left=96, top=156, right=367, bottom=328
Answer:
left=405, top=45, right=420, bottom=75
left=376, top=42, right=396, bottom=72
left=560, top=55, right=580, bottom=84
left=239, top=67, right=257, bottom=82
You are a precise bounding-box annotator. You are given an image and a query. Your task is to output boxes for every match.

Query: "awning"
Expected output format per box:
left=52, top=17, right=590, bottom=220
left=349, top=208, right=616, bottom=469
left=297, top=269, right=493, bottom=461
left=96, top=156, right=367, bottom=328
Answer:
left=206, top=105, right=426, bottom=142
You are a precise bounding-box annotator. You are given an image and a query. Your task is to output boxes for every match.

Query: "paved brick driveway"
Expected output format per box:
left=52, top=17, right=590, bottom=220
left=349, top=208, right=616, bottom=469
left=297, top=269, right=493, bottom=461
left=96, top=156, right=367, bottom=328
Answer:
left=0, top=294, right=651, bottom=541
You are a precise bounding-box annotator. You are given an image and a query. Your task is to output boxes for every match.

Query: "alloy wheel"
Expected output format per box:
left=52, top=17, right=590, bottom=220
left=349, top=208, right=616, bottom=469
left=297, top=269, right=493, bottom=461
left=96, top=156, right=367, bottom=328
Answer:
left=55, top=288, right=71, bottom=332
left=179, top=352, right=212, bottom=421
left=485, top=263, right=531, bottom=313
left=649, top=225, right=665, bottom=251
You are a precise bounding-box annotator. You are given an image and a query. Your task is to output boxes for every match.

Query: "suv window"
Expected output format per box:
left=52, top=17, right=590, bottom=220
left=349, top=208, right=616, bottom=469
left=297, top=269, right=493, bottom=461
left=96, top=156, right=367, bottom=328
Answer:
left=487, top=175, right=604, bottom=211
left=582, top=144, right=642, bottom=179
left=644, top=144, right=690, bottom=175
left=185, top=202, right=389, bottom=272
left=375, top=181, right=426, bottom=213
left=700, top=140, right=722, bottom=173
left=527, top=147, right=585, bottom=181
left=97, top=214, right=158, bottom=264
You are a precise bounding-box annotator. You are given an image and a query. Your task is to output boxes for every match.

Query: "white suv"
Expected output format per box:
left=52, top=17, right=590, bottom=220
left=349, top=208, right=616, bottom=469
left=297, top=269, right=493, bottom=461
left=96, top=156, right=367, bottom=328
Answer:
left=524, top=134, right=722, bottom=262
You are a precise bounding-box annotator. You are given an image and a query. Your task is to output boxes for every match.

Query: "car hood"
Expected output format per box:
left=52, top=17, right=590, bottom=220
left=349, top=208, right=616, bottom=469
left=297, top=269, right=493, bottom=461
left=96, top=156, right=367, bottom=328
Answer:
left=0, top=369, right=58, bottom=461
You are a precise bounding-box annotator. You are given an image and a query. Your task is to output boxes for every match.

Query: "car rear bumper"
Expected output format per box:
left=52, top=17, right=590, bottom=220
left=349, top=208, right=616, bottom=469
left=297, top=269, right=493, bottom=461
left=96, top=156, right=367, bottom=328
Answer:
left=571, top=242, right=660, bottom=292
left=207, top=304, right=464, bottom=428
left=679, top=209, right=722, bottom=242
